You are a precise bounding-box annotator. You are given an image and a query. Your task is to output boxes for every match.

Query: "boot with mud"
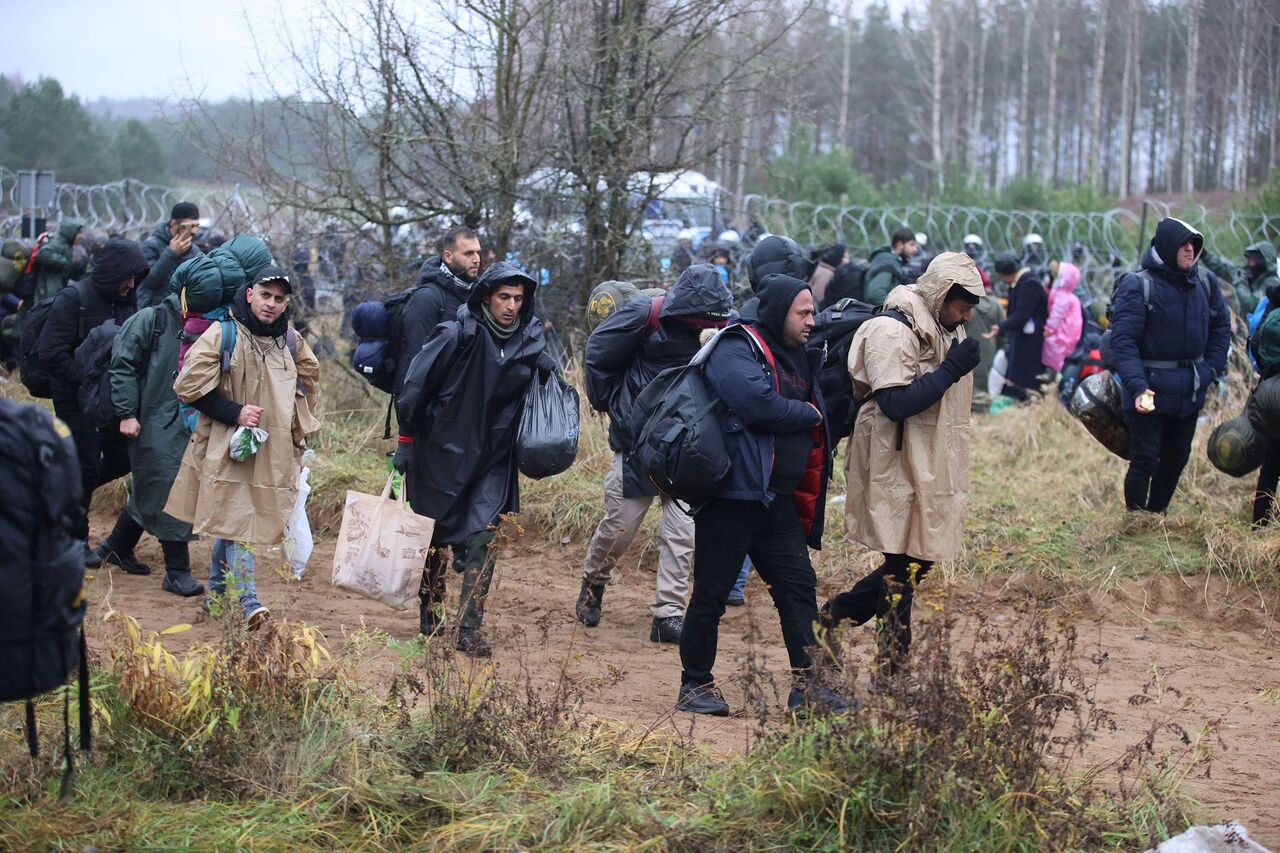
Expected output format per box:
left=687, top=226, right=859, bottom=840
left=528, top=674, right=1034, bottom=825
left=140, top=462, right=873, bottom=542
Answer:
left=455, top=627, right=492, bottom=658
left=575, top=578, right=606, bottom=627
left=159, top=540, right=205, bottom=598
left=419, top=548, right=448, bottom=637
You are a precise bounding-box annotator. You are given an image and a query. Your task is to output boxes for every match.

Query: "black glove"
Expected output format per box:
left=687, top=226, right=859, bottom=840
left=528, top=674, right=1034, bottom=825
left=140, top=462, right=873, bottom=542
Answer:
left=941, top=337, right=981, bottom=380
left=392, top=438, right=414, bottom=474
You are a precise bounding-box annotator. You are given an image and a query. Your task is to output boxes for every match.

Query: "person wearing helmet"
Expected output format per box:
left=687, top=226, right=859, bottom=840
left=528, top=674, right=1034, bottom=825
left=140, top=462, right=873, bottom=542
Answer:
left=962, top=234, right=987, bottom=271
left=906, top=232, right=932, bottom=280
left=1022, top=233, right=1048, bottom=282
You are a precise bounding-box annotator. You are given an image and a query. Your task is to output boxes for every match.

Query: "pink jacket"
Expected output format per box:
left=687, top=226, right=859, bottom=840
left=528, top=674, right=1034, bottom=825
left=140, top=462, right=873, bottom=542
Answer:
left=1041, top=262, right=1083, bottom=373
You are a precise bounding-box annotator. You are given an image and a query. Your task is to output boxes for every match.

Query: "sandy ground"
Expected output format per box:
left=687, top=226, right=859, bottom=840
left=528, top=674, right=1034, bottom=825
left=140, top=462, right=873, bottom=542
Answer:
left=86, top=511, right=1280, bottom=845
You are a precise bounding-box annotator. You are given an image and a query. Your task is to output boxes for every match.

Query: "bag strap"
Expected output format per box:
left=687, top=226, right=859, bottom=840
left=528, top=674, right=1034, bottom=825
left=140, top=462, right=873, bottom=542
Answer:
left=218, top=318, right=236, bottom=373
left=738, top=324, right=779, bottom=392
left=642, top=295, right=664, bottom=337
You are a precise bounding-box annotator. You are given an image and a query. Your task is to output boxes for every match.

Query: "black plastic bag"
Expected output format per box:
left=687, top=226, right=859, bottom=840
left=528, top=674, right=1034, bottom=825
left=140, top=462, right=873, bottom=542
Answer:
left=1207, top=414, right=1264, bottom=478
left=517, top=372, right=580, bottom=479
left=1248, top=375, right=1280, bottom=440
left=1069, top=370, right=1129, bottom=459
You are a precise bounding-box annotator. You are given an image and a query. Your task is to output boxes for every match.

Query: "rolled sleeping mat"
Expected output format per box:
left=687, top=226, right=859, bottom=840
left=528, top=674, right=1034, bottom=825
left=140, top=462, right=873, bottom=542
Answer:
left=1207, top=414, right=1264, bottom=478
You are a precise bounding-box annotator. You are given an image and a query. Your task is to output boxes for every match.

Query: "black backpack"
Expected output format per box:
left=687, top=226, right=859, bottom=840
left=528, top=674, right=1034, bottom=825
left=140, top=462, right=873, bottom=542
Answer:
left=820, top=261, right=869, bottom=310
left=75, top=321, right=123, bottom=429
left=350, top=287, right=417, bottom=394
left=19, top=279, right=95, bottom=399
left=0, top=399, right=91, bottom=793
left=629, top=324, right=774, bottom=505
left=810, top=298, right=907, bottom=442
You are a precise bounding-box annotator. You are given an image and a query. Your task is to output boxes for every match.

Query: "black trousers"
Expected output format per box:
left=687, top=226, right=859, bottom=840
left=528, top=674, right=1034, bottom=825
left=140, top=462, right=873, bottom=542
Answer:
left=680, top=497, right=818, bottom=686
left=1123, top=410, right=1198, bottom=513
left=824, top=554, right=934, bottom=663
left=1253, top=438, right=1280, bottom=525
left=53, top=399, right=132, bottom=540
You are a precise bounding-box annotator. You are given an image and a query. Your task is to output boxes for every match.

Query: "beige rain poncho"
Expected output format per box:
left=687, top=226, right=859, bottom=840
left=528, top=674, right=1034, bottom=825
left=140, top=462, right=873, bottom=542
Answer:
left=165, top=318, right=321, bottom=546
left=844, top=251, right=985, bottom=562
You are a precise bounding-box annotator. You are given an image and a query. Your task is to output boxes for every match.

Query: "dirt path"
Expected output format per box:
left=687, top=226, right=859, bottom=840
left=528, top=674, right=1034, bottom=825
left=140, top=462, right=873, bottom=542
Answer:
left=86, top=512, right=1280, bottom=845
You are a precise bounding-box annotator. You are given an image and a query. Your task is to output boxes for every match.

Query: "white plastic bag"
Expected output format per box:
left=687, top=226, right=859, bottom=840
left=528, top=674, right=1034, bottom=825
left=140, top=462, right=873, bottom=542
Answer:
left=331, top=475, right=436, bottom=610
left=987, top=348, right=1008, bottom=398
left=229, top=426, right=269, bottom=461
left=284, top=453, right=315, bottom=579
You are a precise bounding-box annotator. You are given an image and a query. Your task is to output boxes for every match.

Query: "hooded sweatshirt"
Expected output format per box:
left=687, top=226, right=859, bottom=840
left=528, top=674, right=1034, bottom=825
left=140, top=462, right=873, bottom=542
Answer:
left=753, top=274, right=816, bottom=495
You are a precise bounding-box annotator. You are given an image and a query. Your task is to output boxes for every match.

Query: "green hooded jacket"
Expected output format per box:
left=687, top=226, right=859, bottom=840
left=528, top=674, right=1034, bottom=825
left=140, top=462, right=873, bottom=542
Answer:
left=109, top=293, right=193, bottom=541
left=32, top=219, right=84, bottom=303
left=1203, top=241, right=1279, bottom=318
left=862, top=245, right=909, bottom=306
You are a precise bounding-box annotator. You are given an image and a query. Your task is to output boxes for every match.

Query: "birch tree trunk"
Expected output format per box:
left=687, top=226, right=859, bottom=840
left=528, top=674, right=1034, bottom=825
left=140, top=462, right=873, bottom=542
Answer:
left=930, top=1, right=946, bottom=191
left=1232, top=0, right=1255, bottom=190
left=1161, top=24, right=1174, bottom=191
left=1088, top=0, right=1109, bottom=191
left=1117, top=0, right=1137, bottom=198
left=838, top=0, right=853, bottom=146
left=1181, top=0, right=1200, bottom=194
left=1040, top=0, right=1061, bottom=185
left=969, top=0, right=990, bottom=186
left=1018, top=0, right=1034, bottom=178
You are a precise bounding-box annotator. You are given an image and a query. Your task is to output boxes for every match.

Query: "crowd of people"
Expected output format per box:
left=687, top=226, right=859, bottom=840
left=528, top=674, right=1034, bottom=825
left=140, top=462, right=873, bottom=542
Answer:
left=5, top=198, right=1279, bottom=718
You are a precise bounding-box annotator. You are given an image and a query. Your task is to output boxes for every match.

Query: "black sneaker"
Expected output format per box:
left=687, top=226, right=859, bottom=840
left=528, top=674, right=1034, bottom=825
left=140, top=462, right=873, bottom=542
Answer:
left=83, top=543, right=102, bottom=569
left=455, top=627, right=492, bottom=658
left=161, top=572, right=206, bottom=598
left=676, top=681, right=730, bottom=716
left=726, top=591, right=746, bottom=607
left=649, top=615, right=684, bottom=644
left=787, top=683, right=858, bottom=717
left=96, top=545, right=152, bottom=576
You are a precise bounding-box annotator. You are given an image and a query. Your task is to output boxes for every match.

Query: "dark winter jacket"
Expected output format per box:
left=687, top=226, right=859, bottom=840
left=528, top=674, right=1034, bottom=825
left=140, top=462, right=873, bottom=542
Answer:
left=396, top=262, right=545, bottom=544
left=37, top=237, right=145, bottom=407
left=1110, top=218, right=1231, bottom=418
left=863, top=245, right=909, bottom=306
left=705, top=274, right=830, bottom=548
left=584, top=264, right=732, bottom=496
left=31, top=219, right=83, bottom=303
left=394, top=255, right=473, bottom=395
left=109, top=294, right=193, bottom=541
left=996, top=268, right=1049, bottom=393
left=137, top=221, right=204, bottom=309
left=1203, top=241, right=1279, bottom=318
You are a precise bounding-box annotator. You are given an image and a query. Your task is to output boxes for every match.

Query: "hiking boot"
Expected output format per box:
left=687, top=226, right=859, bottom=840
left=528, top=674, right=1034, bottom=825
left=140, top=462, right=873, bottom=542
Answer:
left=83, top=543, right=102, bottom=569
left=455, top=627, right=492, bottom=658
left=244, top=602, right=271, bottom=630
left=726, top=591, right=746, bottom=607
left=650, top=615, right=684, bottom=644
left=419, top=598, right=445, bottom=637
left=787, top=683, right=858, bottom=717
left=95, top=545, right=152, bottom=576
left=676, top=681, right=730, bottom=716
left=575, top=579, right=605, bottom=627
left=162, top=571, right=206, bottom=598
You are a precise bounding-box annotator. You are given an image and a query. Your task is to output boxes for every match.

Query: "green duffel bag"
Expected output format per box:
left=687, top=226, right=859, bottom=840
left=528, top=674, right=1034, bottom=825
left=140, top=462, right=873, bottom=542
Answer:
left=1069, top=370, right=1129, bottom=459
left=1247, top=374, right=1280, bottom=441
left=586, top=280, right=642, bottom=331
left=1207, top=414, right=1264, bottom=477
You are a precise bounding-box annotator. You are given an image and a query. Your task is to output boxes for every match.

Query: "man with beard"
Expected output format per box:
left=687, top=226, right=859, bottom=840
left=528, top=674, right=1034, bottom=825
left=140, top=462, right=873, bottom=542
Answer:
left=863, top=227, right=919, bottom=307
left=393, top=263, right=552, bottom=656
left=393, top=226, right=483, bottom=396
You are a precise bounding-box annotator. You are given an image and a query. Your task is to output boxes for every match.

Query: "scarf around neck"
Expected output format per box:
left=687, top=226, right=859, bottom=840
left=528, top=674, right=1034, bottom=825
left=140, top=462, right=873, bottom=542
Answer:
left=480, top=302, right=519, bottom=340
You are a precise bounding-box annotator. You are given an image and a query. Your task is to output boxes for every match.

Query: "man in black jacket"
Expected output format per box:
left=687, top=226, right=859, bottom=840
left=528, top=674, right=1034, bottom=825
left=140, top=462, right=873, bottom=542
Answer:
left=984, top=252, right=1048, bottom=400
left=136, top=202, right=202, bottom=309
left=676, top=274, right=852, bottom=718
left=393, top=262, right=549, bottom=657
left=578, top=265, right=732, bottom=643
left=36, top=237, right=148, bottom=570
left=393, top=225, right=482, bottom=396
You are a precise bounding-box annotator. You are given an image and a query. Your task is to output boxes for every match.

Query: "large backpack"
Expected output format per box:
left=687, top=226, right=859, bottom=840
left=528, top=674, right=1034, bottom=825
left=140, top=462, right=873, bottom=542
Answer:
left=350, top=287, right=417, bottom=394
left=18, top=279, right=95, bottom=399
left=0, top=399, right=91, bottom=792
left=629, top=324, right=773, bottom=504
left=75, top=321, right=122, bottom=428
left=820, top=261, right=869, bottom=310
left=809, top=298, right=908, bottom=442
left=1100, top=270, right=1214, bottom=370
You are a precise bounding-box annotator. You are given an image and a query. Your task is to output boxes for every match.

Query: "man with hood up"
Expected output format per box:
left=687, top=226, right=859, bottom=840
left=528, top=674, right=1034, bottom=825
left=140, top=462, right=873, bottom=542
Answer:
left=37, top=237, right=148, bottom=568
left=735, top=233, right=809, bottom=321
left=393, top=262, right=552, bottom=657
left=578, top=264, right=732, bottom=643
left=825, top=252, right=984, bottom=680
left=1109, top=218, right=1229, bottom=514
left=29, top=219, right=84, bottom=304
left=136, top=202, right=203, bottom=309
left=1203, top=241, right=1279, bottom=320
left=676, top=274, right=853, bottom=718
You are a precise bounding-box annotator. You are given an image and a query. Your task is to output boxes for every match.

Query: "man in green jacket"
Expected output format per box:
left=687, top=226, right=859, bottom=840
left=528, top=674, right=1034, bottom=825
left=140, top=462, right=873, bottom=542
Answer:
left=107, top=259, right=212, bottom=597
left=1202, top=241, right=1279, bottom=318
left=30, top=219, right=84, bottom=304
left=863, top=227, right=918, bottom=306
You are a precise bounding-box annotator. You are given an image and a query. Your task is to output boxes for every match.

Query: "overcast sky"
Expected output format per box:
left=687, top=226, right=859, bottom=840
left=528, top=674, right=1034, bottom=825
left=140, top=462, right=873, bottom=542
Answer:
left=3, top=0, right=313, bottom=102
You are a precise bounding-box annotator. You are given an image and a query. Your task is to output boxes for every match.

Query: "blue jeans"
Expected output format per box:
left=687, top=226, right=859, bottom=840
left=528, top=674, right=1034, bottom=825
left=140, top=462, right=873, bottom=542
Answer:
left=210, top=539, right=260, bottom=615
left=731, top=558, right=751, bottom=598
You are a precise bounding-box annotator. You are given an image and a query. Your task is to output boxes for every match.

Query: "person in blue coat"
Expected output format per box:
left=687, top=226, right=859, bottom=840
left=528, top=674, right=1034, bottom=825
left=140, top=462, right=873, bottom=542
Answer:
left=1109, top=217, right=1230, bottom=513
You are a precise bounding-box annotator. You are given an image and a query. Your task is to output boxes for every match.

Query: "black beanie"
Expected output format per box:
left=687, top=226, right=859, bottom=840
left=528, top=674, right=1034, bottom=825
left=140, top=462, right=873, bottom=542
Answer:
left=994, top=253, right=1019, bottom=275
left=170, top=201, right=200, bottom=221
left=747, top=235, right=807, bottom=291
left=945, top=282, right=981, bottom=305
left=822, top=243, right=846, bottom=267
left=90, top=237, right=148, bottom=296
